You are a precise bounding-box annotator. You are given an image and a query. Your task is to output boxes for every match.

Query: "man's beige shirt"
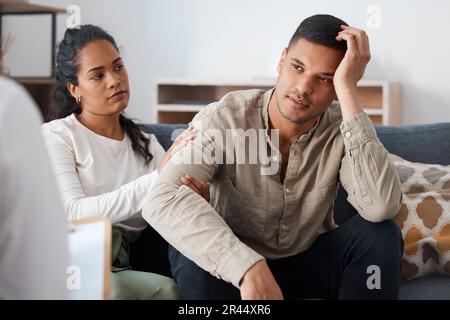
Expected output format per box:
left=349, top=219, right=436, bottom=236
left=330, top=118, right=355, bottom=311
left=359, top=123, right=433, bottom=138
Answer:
left=143, top=88, right=402, bottom=288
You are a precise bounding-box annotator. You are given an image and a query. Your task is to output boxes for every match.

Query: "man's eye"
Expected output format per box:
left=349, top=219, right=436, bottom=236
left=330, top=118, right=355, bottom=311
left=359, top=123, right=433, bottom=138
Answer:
left=115, top=64, right=124, bottom=71
left=292, top=64, right=303, bottom=71
left=92, top=74, right=103, bottom=81
left=319, top=77, right=333, bottom=84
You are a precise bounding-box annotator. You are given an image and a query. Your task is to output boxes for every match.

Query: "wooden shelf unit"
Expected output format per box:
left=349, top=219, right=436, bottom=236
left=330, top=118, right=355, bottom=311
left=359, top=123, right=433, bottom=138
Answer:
left=0, top=0, right=66, bottom=14
left=14, top=77, right=56, bottom=121
left=155, top=79, right=400, bottom=125
left=0, top=1, right=66, bottom=122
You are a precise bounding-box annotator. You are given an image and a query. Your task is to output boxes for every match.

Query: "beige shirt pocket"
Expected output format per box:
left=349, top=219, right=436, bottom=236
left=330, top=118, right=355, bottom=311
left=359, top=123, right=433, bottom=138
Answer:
left=300, top=180, right=338, bottom=202
left=298, top=181, right=338, bottom=231
left=219, top=177, right=267, bottom=241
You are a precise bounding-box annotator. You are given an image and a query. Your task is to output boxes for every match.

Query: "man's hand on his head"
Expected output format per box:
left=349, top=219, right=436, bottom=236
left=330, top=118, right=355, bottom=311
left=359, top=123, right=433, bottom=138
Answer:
left=333, top=25, right=371, bottom=121
left=334, top=25, right=371, bottom=94
left=239, top=260, right=284, bottom=300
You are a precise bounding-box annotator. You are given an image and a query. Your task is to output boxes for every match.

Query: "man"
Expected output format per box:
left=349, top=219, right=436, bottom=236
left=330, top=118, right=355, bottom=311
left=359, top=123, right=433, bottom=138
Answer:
left=0, top=76, right=69, bottom=299
left=143, top=14, right=403, bottom=300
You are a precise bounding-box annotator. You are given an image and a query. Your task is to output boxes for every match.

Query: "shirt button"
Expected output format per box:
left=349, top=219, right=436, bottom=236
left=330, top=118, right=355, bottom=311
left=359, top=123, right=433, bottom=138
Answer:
left=345, top=132, right=352, bottom=138
left=285, top=188, right=291, bottom=193
left=281, top=224, right=288, bottom=231
left=272, top=156, right=278, bottom=162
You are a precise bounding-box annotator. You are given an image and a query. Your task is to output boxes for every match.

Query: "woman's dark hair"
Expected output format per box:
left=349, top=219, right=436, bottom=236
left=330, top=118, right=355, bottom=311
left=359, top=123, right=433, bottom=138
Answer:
left=288, top=14, right=349, bottom=52
left=52, top=24, right=152, bottom=164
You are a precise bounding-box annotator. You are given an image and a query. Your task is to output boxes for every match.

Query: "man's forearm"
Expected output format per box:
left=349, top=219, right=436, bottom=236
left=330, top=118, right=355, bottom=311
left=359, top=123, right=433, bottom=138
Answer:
left=142, top=161, right=264, bottom=288
left=336, top=86, right=364, bottom=122
left=339, top=112, right=402, bottom=222
left=336, top=81, right=402, bottom=221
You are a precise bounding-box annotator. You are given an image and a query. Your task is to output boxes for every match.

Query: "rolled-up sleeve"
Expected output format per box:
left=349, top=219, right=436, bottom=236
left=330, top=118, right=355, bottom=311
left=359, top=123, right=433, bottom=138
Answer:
left=142, top=110, right=264, bottom=288
left=338, top=112, right=402, bottom=222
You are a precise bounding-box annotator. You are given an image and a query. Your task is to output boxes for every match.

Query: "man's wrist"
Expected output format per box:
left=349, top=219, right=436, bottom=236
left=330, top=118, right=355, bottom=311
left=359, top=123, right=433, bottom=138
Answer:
left=335, top=85, right=364, bottom=122
left=335, top=83, right=357, bottom=101
left=239, top=259, right=270, bottom=290
left=239, top=259, right=262, bottom=287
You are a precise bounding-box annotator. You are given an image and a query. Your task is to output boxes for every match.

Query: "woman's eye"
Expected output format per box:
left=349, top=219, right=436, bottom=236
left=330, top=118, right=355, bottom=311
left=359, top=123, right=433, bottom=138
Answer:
left=115, top=64, right=124, bottom=71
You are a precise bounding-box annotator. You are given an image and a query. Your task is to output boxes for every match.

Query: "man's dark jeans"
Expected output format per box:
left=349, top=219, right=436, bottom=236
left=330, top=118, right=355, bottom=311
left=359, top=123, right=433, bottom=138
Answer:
left=169, top=214, right=404, bottom=300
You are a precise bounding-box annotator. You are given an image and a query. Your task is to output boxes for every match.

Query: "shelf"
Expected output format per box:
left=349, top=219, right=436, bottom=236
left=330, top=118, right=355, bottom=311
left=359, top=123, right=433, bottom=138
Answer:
left=157, top=83, right=274, bottom=106
left=14, top=77, right=56, bottom=85
left=1, top=1, right=66, bottom=122
left=156, top=78, right=277, bottom=87
left=157, top=111, right=200, bottom=124
left=157, top=105, right=383, bottom=116
left=18, top=78, right=54, bottom=122
left=157, top=104, right=206, bottom=112
left=0, top=0, right=65, bottom=14
left=155, top=80, right=400, bottom=125
left=156, top=79, right=390, bottom=88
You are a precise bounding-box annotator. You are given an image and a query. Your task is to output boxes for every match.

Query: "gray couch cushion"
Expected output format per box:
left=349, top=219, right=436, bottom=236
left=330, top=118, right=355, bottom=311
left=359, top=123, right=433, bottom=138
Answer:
left=376, top=123, right=450, bottom=165
left=399, top=275, right=450, bottom=300
left=141, top=123, right=188, bottom=151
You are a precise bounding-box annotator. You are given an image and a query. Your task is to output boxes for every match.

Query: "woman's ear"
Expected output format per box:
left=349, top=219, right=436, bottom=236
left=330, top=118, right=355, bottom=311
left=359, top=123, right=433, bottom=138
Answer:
left=67, top=82, right=79, bottom=101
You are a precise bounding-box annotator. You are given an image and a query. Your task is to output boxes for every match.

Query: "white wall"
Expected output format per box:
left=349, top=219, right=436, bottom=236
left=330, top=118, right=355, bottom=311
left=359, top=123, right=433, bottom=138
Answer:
left=4, top=0, right=450, bottom=124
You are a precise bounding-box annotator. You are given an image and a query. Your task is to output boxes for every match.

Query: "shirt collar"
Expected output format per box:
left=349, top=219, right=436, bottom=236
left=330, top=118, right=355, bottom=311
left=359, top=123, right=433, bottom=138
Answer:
left=261, top=88, right=274, bottom=133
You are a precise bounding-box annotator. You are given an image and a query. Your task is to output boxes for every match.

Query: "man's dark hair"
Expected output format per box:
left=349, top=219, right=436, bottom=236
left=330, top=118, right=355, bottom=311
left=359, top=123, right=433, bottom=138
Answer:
left=288, top=14, right=349, bottom=52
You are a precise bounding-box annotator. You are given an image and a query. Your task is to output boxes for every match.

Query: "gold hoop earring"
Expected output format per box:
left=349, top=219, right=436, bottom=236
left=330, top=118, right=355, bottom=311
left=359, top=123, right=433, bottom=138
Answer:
left=76, top=97, right=81, bottom=104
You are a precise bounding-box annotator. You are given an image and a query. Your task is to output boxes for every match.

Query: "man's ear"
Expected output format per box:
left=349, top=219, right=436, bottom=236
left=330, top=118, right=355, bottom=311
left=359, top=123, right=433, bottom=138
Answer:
left=67, top=82, right=79, bottom=101
left=277, top=48, right=288, bottom=74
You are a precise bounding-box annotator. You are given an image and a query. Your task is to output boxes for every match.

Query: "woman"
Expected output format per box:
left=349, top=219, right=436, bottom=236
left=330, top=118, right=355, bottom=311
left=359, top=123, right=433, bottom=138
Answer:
left=42, top=25, right=208, bottom=300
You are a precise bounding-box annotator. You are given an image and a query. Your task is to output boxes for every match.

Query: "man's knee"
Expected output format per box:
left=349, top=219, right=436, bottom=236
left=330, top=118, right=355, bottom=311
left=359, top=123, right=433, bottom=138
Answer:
left=169, top=245, right=240, bottom=300
left=347, top=215, right=403, bottom=255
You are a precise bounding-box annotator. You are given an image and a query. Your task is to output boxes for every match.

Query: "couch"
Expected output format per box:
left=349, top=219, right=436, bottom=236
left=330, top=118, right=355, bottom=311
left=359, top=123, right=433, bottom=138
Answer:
left=130, top=122, right=450, bottom=300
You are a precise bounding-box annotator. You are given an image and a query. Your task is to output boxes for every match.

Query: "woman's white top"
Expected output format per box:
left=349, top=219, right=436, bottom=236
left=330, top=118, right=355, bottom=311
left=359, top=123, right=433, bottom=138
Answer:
left=42, top=114, right=165, bottom=241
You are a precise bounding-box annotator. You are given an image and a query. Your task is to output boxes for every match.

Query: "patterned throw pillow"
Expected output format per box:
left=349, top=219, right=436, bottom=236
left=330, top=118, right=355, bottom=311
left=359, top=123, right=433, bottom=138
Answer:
left=389, top=153, right=450, bottom=280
